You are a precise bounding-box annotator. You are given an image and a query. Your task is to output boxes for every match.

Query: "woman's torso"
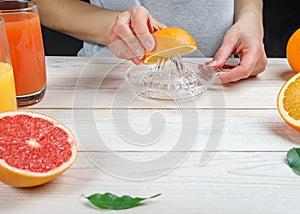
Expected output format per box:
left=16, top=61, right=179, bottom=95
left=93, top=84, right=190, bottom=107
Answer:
left=78, top=0, right=234, bottom=57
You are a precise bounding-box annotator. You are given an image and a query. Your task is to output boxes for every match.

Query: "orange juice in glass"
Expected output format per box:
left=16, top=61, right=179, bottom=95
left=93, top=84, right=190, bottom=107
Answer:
left=0, top=0, right=46, bottom=106
left=0, top=17, right=17, bottom=113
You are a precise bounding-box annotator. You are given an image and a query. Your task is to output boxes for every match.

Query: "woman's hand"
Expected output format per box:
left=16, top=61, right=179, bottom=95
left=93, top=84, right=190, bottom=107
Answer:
left=108, top=6, right=166, bottom=64
left=208, top=11, right=267, bottom=84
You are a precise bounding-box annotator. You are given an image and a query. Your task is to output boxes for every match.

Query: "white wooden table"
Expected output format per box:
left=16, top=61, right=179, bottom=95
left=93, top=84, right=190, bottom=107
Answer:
left=1, top=57, right=300, bottom=213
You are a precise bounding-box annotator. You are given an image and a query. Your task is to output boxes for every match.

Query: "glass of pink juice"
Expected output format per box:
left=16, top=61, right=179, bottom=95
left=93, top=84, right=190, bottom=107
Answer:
left=0, top=0, right=46, bottom=106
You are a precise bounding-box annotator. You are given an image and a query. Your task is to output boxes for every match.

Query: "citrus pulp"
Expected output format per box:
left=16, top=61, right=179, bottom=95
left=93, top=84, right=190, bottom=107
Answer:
left=0, top=111, right=77, bottom=187
left=277, top=72, right=300, bottom=131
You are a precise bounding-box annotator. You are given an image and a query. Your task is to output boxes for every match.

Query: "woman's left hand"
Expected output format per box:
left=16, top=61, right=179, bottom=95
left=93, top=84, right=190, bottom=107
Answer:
left=208, top=12, right=268, bottom=84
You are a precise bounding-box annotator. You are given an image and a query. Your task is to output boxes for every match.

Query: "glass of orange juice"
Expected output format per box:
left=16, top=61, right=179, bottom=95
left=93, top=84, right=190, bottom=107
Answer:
left=0, top=16, right=17, bottom=113
left=0, top=0, right=46, bottom=106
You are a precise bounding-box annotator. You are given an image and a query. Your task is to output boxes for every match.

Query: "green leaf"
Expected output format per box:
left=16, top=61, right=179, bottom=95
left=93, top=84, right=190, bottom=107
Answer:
left=82, top=193, right=161, bottom=210
left=287, top=148, right=300, bottom=175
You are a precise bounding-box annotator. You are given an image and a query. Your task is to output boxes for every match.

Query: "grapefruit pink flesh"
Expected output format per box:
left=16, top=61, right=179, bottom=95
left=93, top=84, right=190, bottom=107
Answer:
left=0, top=111, right=77, bottom=187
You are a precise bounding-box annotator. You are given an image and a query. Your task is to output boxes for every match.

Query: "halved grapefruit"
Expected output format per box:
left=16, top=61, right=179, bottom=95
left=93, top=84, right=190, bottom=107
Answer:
left=0, top=111, right=77, bottom=187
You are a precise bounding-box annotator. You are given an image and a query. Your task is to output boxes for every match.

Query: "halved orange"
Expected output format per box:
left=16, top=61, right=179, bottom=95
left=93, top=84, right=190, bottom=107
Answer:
left=0, top=111, right=77, bottom=187
left=286, top=28, right=300, bottom=72
left=142, top=27, right=197, bottom=64
left=277, top=72, right=300, bottom=131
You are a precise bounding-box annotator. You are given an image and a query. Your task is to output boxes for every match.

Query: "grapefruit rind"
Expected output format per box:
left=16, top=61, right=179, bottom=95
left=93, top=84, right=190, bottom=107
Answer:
left=0, top=111, right=77, bottom=187
left=277, top=72, right=300, bottom=131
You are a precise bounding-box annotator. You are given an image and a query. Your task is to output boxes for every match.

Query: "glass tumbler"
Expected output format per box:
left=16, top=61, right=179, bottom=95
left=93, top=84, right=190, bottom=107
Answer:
left=0, top=16, right=17, bottom=113
left=0, top=0, right=46, bottom=106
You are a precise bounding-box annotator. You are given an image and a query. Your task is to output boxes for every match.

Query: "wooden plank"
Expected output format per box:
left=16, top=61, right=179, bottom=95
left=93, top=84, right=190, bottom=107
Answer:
left=30, top=82, right=282, bottom=109
left=30, top=57, right=294, bottom=108
left=43, top=57, right=293, bottom=81
left=22, top=109, right=300, bottom=152
left=1, top=57, right=298, bottom=214
left=27, top=57, right=294, bottom=109
left=0, top=151, right=299, bottom=213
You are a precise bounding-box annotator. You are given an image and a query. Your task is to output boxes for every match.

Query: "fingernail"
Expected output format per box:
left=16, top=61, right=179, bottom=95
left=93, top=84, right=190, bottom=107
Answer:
left=208, top=60, right=217, bottom=67
left=135, top=48, right=144, bottom=58
left=144, top=40, right=154, bottom=51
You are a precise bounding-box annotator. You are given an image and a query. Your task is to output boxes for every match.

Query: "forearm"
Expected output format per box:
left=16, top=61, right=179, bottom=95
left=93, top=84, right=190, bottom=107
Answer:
left=234, top=0, right=264, bottom=40
left=35, top=0, right=120, bottom=45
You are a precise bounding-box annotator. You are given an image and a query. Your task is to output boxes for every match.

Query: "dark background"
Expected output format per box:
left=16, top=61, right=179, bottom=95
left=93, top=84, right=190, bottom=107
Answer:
left=41, top=0, right=300, bottom=57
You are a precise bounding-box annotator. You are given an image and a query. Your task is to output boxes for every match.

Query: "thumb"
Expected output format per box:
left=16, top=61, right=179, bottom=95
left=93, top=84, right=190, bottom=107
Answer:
left=208, top=41, right=234, bottom=68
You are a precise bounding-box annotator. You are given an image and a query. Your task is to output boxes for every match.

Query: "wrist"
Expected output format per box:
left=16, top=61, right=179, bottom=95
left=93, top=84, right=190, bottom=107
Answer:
left=234, top=11, right=264, bottom=41
left=86, top=10, right=121, bottom=45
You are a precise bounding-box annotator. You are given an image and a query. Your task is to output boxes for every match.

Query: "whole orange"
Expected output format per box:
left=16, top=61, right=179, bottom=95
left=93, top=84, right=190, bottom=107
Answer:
left=286, top=28, right=300, bottom=72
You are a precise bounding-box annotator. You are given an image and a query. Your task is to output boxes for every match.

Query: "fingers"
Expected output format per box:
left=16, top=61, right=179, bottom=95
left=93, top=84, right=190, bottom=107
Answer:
left=109, top=6, right=162, bottom=63
left=149, top=16, right=167, bottom=32
left=210, top=26, right=267, bottom=84
left=216, top=64, right=252, bottom=84
left=129, top=7, right=155, bottom=51
left=216, top=42, right=267, bottom=84
left=208, top=33, right=237, bottom=68
left=111, top=10, right=145, bottom=59
left=108, top=33, right=142, bottom=64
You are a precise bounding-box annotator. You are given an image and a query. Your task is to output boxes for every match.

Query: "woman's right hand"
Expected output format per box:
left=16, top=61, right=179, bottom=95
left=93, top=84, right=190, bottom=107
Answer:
left=108, top=6, right=166, bottom=64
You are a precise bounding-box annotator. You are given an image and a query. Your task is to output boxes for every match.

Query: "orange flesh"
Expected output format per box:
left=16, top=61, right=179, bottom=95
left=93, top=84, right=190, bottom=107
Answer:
left=283, top=76, right=300, bottom=120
